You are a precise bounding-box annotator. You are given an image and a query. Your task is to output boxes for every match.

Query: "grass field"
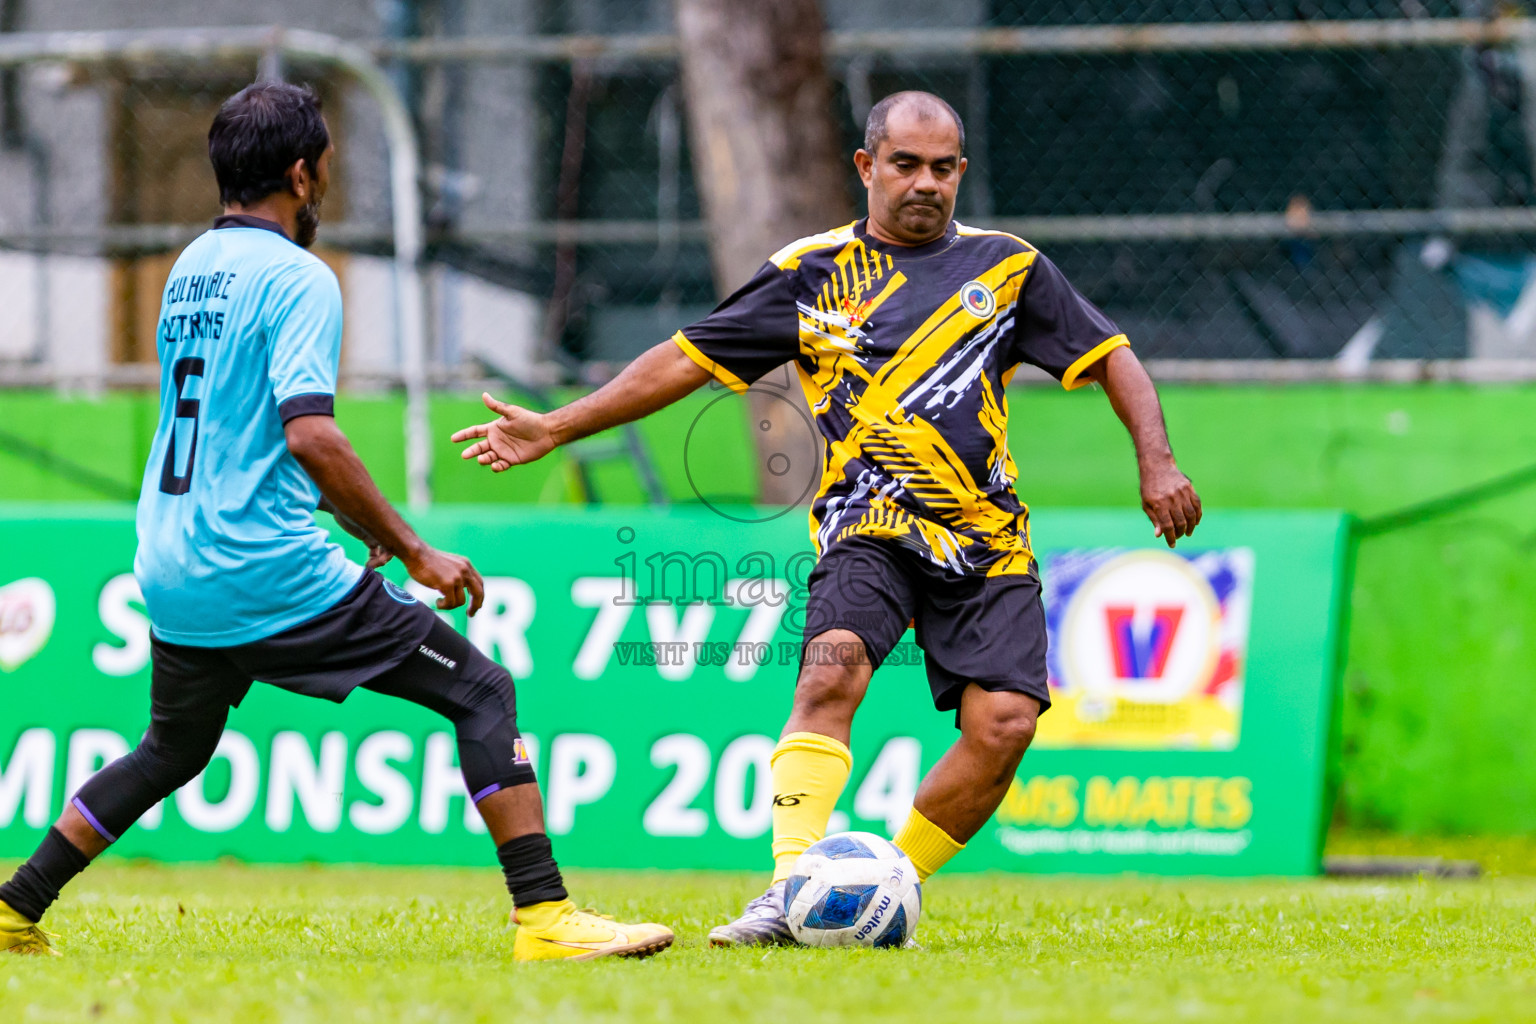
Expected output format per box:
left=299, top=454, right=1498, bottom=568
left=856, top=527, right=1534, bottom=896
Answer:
left=5, top=837, right=1536, bottom=1024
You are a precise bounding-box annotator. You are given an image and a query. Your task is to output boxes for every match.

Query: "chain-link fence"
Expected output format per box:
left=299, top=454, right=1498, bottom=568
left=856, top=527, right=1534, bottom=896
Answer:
left=480, top=13, right=1536, bottom=371
left=6, top=4, right=1536, bottom=399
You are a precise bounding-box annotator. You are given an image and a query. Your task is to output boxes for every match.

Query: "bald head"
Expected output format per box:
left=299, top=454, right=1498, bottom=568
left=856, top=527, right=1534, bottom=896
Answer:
left=863, top=91, right=965, bottom=157
left=854, top=91, right=968, bottom=246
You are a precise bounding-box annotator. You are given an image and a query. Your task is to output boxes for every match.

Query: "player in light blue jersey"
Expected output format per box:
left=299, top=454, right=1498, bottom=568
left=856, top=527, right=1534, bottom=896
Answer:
left=0, top=82, right=671, bottom=962
left=132, top=185, right=362, bottom=646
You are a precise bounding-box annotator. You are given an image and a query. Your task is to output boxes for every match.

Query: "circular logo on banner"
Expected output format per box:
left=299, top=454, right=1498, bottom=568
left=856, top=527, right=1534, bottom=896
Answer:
left=1058, top=549, right=1220, bottom=707
left=959, top=280, right=996, bottom=319
left=0, top=577, right=55, bottom=672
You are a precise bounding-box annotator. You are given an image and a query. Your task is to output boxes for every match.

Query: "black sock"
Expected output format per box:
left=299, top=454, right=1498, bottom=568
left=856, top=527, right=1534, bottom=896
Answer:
left=0, top=828, right=92, bottom=923
left=497, top=833, right=568, bottom=908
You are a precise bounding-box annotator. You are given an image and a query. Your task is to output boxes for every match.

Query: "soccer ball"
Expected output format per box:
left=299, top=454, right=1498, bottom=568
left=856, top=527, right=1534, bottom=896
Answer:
left=784, top=831, right=922, bottom=948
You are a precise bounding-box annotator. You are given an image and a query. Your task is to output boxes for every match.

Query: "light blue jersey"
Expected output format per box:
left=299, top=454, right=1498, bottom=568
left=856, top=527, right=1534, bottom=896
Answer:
left=134, top=217, right=361, bottom=647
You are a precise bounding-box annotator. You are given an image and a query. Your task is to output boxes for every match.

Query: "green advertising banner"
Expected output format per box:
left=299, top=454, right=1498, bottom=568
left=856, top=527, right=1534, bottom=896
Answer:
left=0, top=505, right=1348, bottom=875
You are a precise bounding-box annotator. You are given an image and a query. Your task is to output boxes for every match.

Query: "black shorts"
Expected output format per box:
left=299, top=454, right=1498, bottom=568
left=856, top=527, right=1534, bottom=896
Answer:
left=802, top=535, right=1051, bottom=719
left=149, top=570, right=438, bottom=708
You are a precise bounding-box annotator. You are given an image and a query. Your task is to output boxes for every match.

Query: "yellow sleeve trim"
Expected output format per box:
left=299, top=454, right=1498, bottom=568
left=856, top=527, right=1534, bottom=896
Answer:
left=1061, top=334, right=1130, bottom=391
left=672, top=330, right=751, bottom=394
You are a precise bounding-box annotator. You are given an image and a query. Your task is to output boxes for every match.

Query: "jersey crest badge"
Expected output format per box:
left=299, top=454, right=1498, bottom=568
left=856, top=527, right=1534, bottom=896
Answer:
left=959, top=280, right=996, bottom=319
left=382, top=578, right=418, bottom=604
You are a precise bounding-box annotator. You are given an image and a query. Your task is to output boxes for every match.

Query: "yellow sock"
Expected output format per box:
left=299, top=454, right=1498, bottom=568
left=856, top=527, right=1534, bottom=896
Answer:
left=769, top=732, right=852, bottom=883
left=514, top=898, right=572, bottom=930
left=892, top=808, right=964, bottom=881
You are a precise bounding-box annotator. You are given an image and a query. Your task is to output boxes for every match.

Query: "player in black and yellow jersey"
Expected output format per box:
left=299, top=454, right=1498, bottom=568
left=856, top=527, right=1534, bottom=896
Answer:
left=452, top=91, right=1201, bottom=945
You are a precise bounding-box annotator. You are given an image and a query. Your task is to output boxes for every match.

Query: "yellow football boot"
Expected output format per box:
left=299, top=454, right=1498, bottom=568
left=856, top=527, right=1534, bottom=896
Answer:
left=0, top=900, right=59, bottom=956
left=511, top=900, right=673, bottom=962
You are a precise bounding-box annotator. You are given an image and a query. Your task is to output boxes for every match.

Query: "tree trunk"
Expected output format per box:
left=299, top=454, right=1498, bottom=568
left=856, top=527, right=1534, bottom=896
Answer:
left=673, top=0, right=850, bottom=506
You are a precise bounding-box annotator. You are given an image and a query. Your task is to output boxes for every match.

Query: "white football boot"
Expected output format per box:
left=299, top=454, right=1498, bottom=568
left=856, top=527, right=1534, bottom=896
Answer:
left=708, top=879, right=795, bottom=947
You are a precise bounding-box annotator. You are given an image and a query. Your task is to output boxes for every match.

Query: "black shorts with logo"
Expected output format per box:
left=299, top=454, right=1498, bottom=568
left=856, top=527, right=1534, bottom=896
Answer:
left=801, top=535, right=1051, bottom=720
left=149, top=570, right=438, bottom=709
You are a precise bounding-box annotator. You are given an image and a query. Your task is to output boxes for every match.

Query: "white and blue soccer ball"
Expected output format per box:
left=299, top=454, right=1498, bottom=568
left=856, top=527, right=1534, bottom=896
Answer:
left=784, top=831, right=922, bottom=948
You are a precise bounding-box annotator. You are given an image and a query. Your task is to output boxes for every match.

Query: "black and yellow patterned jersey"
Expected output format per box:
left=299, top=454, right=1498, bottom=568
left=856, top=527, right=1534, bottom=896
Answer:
left=673, top=218, right=1129, bottom=577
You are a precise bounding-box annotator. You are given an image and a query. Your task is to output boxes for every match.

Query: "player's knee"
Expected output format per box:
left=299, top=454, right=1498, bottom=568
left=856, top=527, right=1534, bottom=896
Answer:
left=135, top=722, right=222, bottom=789
left=793, top=661, right=867, bottom=717
left=971, top=703, right=1038, bottom=759
left=457, top=650, right=517, bottom=723
left=795, top=629, right=873, bottom=715
left=449, top=649, right=525, bottom=769
left=161, top=740, right=221, bottom=789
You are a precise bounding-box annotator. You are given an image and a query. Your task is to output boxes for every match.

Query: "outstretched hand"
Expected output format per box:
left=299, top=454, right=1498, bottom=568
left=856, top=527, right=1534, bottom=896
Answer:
left=450, top=393, right=558, bottom=472
left=1141, top=460, right=1202, bottom=547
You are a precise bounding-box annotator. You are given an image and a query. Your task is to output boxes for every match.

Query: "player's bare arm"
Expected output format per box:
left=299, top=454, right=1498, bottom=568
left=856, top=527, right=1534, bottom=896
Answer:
left=285, top=414, right=485, bottom=613
left=316, top=495, right=391, bottom=569
left=451, top=337, right=710, bottom=472
left=1085, top=345, right=1201, bottom=547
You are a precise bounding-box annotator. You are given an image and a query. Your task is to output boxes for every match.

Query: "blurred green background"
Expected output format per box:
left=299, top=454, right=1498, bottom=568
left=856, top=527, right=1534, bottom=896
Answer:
left=4, top=383, right=1534, bottom=836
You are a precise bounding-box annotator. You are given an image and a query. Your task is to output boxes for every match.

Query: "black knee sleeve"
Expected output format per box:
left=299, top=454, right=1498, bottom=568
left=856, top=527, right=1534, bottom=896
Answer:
left=364, top=618, right=536, bottom=801
left=73, top=719, right=222, bottom=843
left=451, top=649, right=537, bottom=800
